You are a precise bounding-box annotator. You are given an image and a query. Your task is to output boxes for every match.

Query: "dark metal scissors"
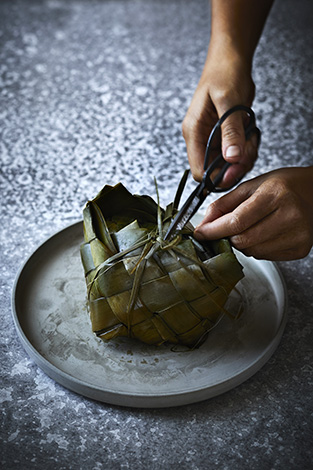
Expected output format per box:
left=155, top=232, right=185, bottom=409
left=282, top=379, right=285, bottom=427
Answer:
left=164, top=105, right=261, bottom=241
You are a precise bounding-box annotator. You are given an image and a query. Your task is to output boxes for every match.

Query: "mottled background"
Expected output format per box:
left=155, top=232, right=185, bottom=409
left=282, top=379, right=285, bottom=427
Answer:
left=1, top=0, right=313, bottom=469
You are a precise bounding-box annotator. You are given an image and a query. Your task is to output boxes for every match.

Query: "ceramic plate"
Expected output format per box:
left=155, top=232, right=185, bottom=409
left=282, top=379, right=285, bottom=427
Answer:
left=12, top=221, right=287, bottom=408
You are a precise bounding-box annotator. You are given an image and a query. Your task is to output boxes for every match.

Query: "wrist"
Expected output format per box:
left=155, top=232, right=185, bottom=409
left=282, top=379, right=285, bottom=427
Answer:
left=198, top=43, right=255, bottom=109
left=209, top=0, right=274, bottom=68
left=207, top=36, right=253, bottom=73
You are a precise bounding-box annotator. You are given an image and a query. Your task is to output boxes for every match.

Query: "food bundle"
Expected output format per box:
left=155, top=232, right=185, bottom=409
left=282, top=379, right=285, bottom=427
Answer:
left=80, top=176, right=244, bottom=349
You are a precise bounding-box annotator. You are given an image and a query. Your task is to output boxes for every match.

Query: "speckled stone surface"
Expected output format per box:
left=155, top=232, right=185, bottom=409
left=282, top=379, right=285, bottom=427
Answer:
left=1, top=0, right=313, bottom=469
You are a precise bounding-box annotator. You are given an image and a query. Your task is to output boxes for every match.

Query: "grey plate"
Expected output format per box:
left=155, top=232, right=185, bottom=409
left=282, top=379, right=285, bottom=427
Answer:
left=12, top=221, right=287, bottom=408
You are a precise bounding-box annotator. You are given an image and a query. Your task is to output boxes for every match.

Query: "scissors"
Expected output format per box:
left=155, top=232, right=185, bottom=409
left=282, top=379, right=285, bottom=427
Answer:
left=164, top=105, right=261, bottom=241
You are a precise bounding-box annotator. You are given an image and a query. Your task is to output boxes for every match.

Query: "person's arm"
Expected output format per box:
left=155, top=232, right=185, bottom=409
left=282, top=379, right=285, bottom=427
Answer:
left=194, top=167, right=313, bottom=261
left=182, top=0, right=274, bottom=184
left=210, top=0, right=274, bottom=64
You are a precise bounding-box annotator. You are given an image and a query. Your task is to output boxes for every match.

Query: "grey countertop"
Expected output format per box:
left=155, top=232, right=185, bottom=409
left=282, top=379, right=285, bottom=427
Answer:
left=1, top=0, right=313, bottom=468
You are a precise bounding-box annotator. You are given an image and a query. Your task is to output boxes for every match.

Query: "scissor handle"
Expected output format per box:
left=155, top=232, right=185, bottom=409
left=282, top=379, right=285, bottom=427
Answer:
left=203, top=105, right=260, bottom=192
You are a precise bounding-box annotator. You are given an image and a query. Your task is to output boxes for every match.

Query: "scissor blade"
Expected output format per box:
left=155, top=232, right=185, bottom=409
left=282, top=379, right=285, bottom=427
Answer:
left=164, top=186, right=205, bottom=241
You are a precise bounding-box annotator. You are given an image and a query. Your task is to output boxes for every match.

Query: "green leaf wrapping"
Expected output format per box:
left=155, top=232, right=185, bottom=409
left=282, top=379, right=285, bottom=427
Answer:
left=80, top=179, right=244, bottom=348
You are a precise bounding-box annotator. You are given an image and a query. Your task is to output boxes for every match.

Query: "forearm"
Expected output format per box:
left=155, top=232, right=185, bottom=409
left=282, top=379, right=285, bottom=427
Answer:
left=210, top=0, right=274, bottom=68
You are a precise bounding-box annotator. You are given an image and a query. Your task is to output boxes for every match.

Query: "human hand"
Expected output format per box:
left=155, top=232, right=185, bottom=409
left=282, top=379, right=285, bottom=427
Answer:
left=194, top=167, right=313, bottom=261
left=182, top=47, right=259, bottom=186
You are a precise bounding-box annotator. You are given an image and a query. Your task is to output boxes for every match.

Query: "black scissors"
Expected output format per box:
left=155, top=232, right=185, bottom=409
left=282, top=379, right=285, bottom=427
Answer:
left=164, top=105, right=261, bottom=241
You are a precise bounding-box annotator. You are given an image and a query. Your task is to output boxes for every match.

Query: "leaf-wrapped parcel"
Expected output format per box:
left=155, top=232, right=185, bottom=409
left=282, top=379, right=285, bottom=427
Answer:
left=80, top=177, right=244, bottom=348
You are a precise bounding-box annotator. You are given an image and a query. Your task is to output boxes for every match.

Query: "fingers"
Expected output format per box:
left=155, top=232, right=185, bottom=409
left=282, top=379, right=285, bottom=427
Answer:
left=229, top=209, right=286, bottom=259
left=195, top=198, right=284, bottom=259
left=195, top=185, right=273, bottom=241
left=220, top=109, right=247, bottom=164
left=194, top=169, right=313, bottom=261
left=222, top=131, right=259, bottom=186
left=230, top=207, right=313, bottom=261
left=231, top=230, right=297, bottom=261
left=198, top=179, right=258, bottom=224
left=194, top=176, right=273, bottom=242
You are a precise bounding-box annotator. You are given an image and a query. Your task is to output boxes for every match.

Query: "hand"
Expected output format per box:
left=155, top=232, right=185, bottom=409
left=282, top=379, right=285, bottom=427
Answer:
left=182, top=47, right=259, bottom=186
left=182, top=0, right=274, bottom=186
left=194, top=167, right=313, bottom=261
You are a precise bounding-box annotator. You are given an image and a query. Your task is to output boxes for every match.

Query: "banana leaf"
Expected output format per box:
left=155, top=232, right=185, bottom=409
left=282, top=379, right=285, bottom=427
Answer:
left=80, top=173, right=244, bottom=348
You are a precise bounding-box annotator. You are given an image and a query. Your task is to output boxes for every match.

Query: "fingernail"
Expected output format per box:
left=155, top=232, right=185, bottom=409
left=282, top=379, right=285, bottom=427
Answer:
left=225, top=145, right=241, bottom=159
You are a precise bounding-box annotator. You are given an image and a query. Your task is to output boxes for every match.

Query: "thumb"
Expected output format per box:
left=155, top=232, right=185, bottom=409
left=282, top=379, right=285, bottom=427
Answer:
left=218, top=107, right=247, bottom=163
